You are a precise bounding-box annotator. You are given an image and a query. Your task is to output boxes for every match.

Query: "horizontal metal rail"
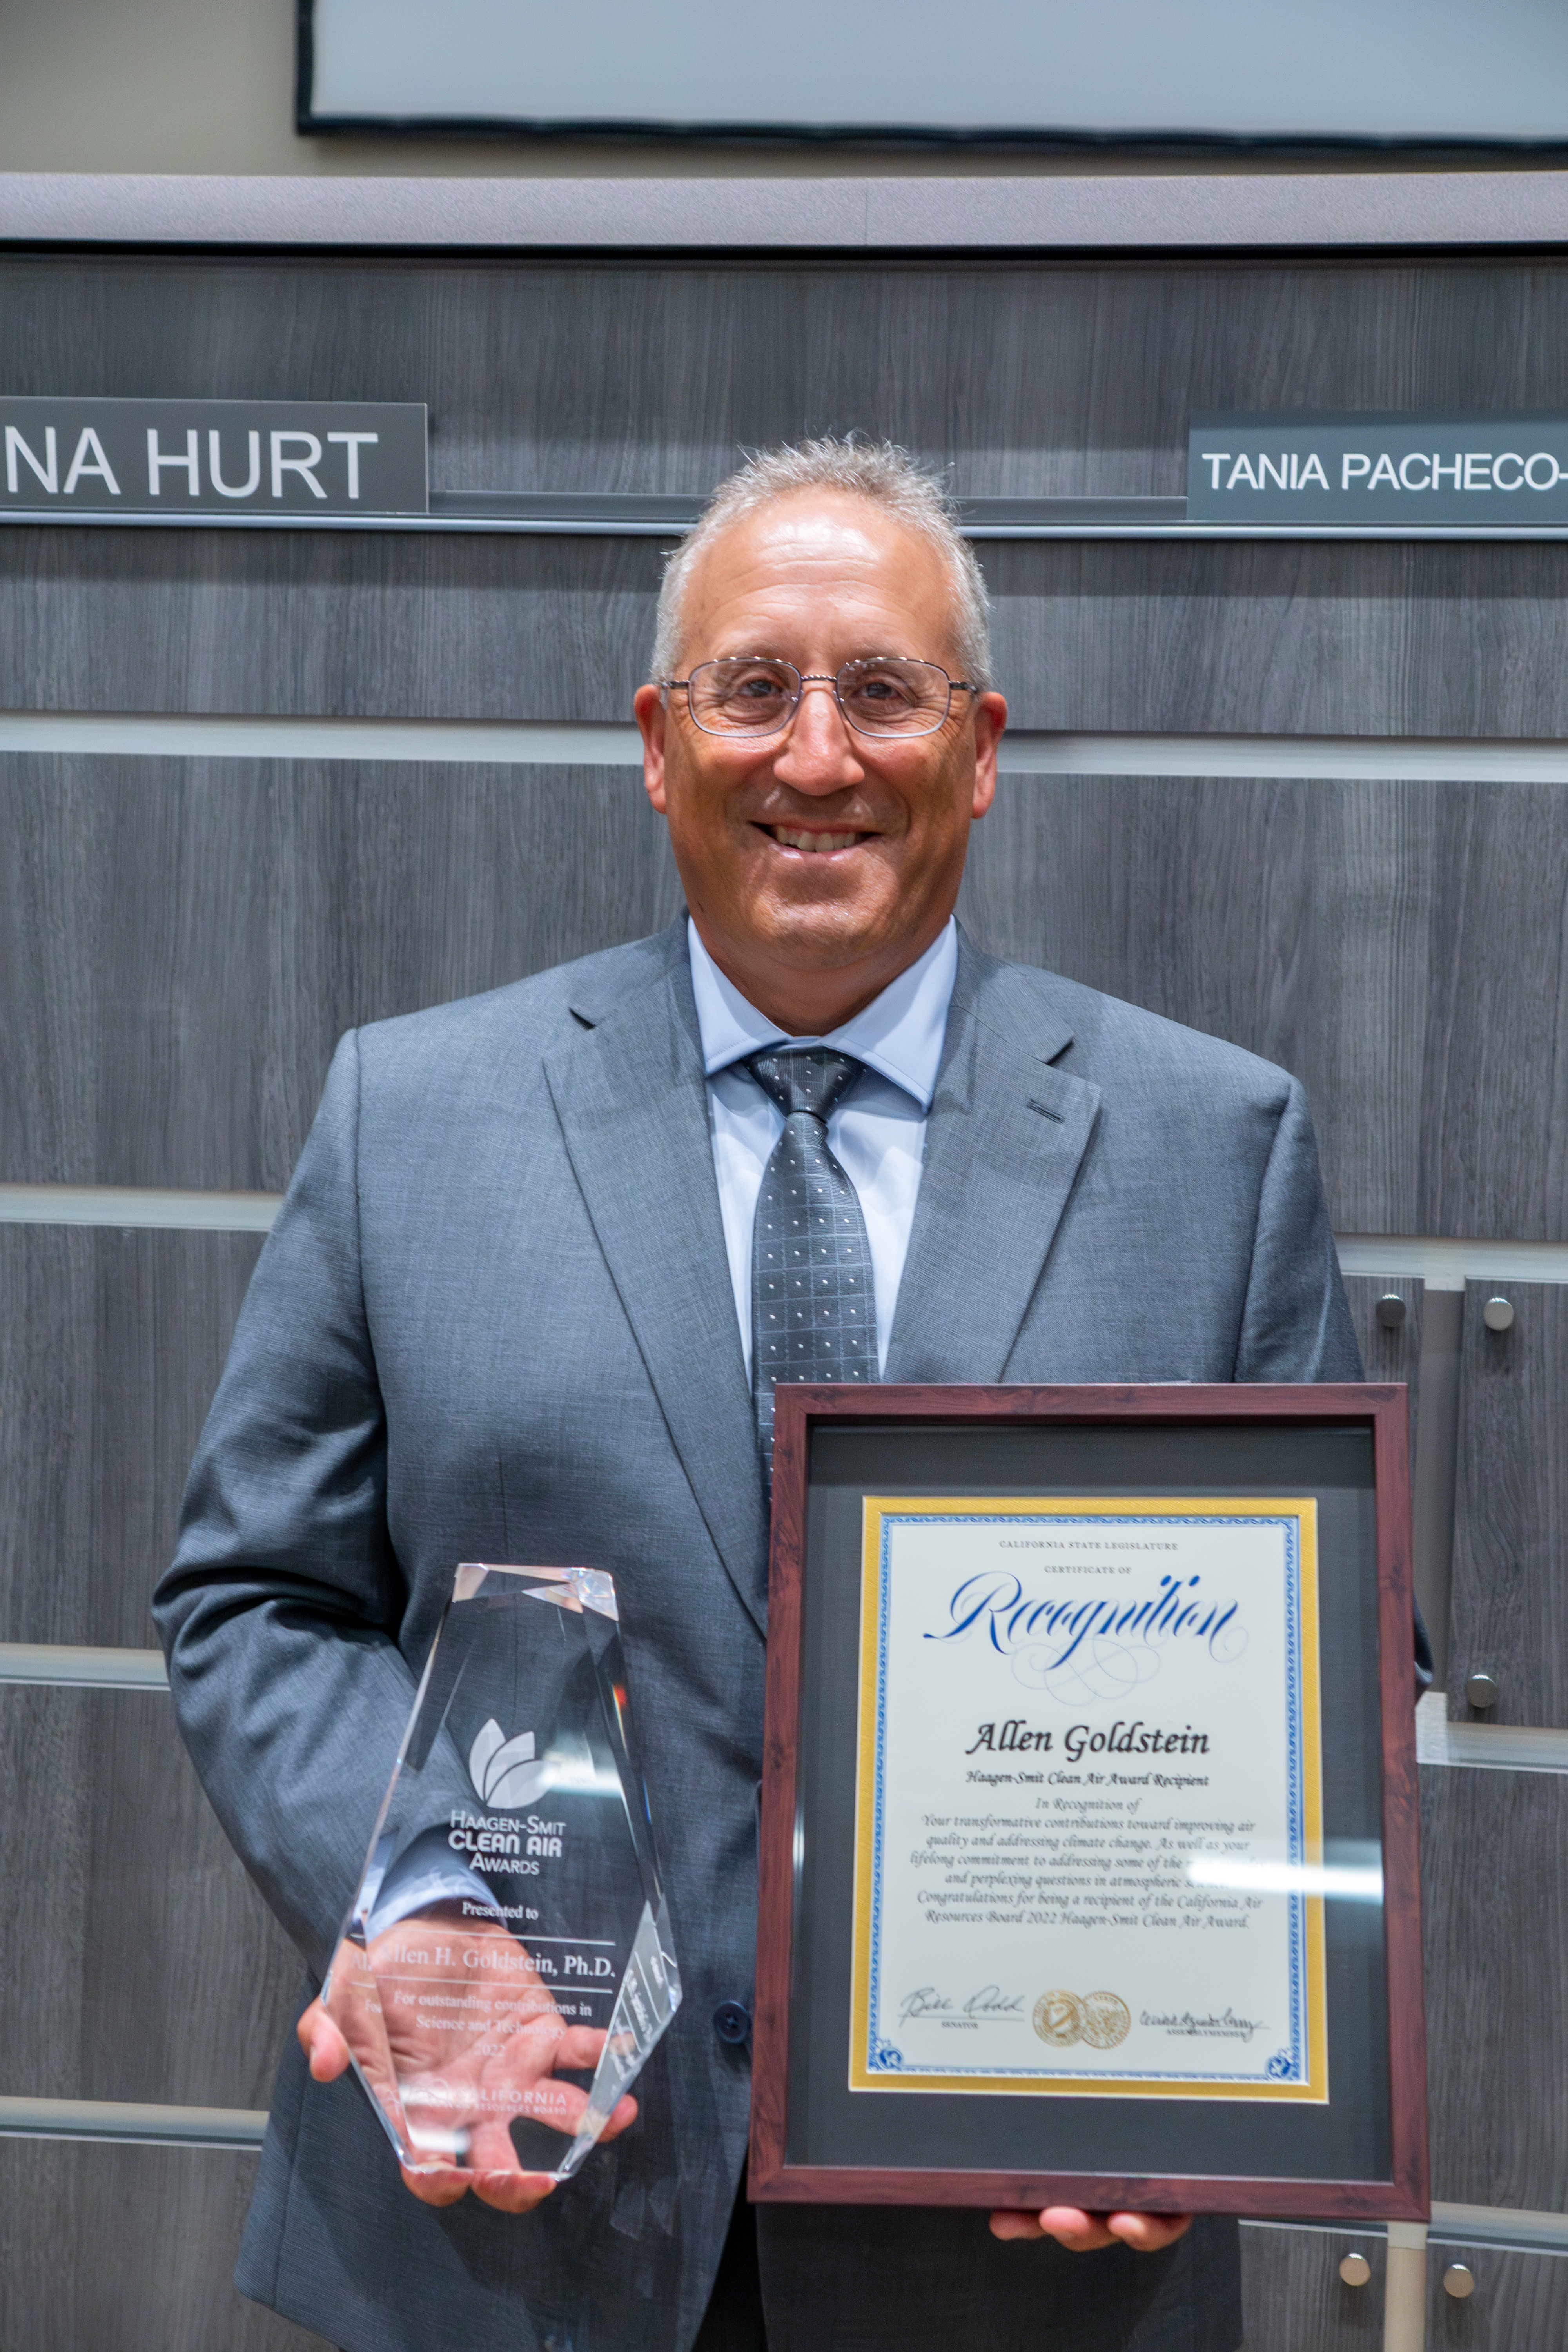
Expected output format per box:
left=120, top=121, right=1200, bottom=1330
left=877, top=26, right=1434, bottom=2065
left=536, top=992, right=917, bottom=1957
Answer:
left=0, top=1645, right=168, bottom=1690
left=7, top=1189, right=1568, bottom=1281
left=0, top=2095, right=267, bottom=2149
left=4, top=168, right=1568, bottom=255
left=0, top=1185, right=283, bottom=1231
left=6, top=712, right=1568, bottom=783
left=5, top=489, right=1568, bottom=540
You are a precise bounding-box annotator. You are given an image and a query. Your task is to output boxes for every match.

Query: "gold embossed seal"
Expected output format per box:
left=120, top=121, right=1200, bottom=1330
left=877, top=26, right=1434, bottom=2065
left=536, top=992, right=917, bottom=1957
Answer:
left=1031, top=1991, right=1083, bottom=2046
left=1080, top=1992, right=1132, bottom=2049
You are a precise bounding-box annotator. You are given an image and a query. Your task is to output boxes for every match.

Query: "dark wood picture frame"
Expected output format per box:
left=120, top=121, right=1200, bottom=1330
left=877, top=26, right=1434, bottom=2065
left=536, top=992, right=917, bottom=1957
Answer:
left=750, top=1383, right=1427, bottom=2221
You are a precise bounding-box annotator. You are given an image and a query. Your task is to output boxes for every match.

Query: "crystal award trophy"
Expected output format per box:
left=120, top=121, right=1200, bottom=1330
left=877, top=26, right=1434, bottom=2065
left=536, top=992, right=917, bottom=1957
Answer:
left=323, top=1563, right=680, bottom=2181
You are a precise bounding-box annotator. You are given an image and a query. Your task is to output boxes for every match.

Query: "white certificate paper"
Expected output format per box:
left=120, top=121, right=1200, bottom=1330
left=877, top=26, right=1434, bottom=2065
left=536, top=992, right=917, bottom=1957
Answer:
left=851, top=1499, right=1327, bottom=2102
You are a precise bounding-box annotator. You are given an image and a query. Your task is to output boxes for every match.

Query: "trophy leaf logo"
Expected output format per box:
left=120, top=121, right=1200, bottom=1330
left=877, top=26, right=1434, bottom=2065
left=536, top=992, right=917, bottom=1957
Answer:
left=468, top=1717, right=548, bottom=1809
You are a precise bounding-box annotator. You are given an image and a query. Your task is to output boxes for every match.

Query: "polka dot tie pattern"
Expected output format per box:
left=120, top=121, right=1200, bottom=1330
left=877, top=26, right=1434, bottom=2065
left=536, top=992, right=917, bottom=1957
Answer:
left=746, top=1046, right=880, bottom=1486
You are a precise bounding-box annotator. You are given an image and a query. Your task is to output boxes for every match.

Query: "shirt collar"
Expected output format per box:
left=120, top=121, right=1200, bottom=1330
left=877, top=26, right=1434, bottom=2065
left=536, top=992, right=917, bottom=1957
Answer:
left=686, top=915, right=957, bottom=1113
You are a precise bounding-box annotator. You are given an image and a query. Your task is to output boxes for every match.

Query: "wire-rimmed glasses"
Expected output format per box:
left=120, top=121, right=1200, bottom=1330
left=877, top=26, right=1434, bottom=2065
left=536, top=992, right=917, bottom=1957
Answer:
left=661, top=655, right=975, bottom=740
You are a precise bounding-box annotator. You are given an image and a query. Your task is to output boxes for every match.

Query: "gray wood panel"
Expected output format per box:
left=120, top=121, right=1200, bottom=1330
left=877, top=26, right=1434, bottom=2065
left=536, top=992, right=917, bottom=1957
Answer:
left=961, top=775, right=1568, bottom=1241
left=0, top=755, right=682, bottom=1189
left=1238, top=2223, right=1385, bottom=2350
left=1340, top=1275, right=1423, bottom=1441
left=11, top=253, right=1568, bottom=506
left=985, top=540, right=1568, bottom=741
left=1341, top=1274, right=1438, bottom=1670
left=1410, top=1286, right=1462, bottom=1691
left=1426, top=2241, right=1568, bottom=2350
left=0, top=1687, right=305, bottom=2111
left=0, top=523, right=668, bottom=725
left=0, top=1226, right=262, bottom=1648
left=14, top=758, right=1568, bottom=1237
left=1422, top=1764, right=1568, bottom=2211
left=15, top=529, right=1568, bottom=739
left=4, top=254, right=1568, bottom=731
left=0, top=2138, right=327, bottom=2351
left=1448, top=1282, right=1568, bottom=1727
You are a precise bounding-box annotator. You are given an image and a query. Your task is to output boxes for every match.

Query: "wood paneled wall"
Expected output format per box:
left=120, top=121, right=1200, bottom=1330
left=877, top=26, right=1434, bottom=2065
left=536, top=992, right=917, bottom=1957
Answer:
left=0, top=2140, right=323, bottom=2352
left=0, top=759, right=681, bottom=1188
left=0, top=1229, right=263, bottom=1644
left=9, top=756, right=1568, bottom=1239
left=5, top=244, right=1568, bottom=2347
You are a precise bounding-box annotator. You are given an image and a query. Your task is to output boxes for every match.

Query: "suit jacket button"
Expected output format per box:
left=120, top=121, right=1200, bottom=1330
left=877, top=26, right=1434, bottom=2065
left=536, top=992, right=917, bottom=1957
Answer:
left=713, top=2000, right=751, bottom=2046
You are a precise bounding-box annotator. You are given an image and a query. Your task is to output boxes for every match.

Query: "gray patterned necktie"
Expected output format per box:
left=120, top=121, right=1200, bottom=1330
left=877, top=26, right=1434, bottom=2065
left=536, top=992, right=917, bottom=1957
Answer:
left=747, top=1046, right=880, bottom=1481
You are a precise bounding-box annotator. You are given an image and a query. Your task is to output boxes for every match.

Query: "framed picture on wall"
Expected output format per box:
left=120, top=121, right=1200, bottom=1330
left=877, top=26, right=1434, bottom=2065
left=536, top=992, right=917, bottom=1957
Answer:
left=750, top=1383, right=1427, bottom=2221
left=297, top=0, right=1568, bottom=148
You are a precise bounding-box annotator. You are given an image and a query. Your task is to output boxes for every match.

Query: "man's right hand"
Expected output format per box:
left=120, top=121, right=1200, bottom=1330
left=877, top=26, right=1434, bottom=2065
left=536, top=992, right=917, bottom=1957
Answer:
left=300, top=1909, right=637, bottom=2214
left=989, top=2204, right=1194, bottom=2253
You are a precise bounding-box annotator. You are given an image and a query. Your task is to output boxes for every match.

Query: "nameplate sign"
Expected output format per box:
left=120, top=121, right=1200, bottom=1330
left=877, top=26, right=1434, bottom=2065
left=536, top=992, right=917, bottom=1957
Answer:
left=1189, top=412, right=1568, bottom=526
left=0, top=398, right=428, bottom=516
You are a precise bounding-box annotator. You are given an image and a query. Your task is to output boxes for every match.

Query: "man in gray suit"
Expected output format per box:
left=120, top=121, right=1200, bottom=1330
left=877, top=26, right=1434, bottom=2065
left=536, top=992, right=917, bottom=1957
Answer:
left=157, top=438, right=1359, bottom=2352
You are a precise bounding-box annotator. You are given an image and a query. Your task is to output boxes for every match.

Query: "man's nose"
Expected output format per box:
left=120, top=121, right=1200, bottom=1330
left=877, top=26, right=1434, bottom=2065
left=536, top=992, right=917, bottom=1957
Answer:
left=771, top=679, right=863, bottom=793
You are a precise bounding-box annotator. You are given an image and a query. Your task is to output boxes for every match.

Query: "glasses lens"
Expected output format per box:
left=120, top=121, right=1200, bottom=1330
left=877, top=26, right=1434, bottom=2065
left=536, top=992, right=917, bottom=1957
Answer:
left=688, top=658, right=799, bottom=734
left=837, top=659, right=951, bottom=737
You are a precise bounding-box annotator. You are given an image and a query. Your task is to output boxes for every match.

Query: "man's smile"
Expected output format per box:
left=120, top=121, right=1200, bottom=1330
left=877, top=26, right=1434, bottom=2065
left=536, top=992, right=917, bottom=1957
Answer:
left=760, top=822, right=875, bottom=854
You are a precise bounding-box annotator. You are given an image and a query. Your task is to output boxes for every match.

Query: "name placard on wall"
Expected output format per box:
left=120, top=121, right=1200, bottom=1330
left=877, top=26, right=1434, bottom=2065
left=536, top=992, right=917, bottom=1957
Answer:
left=1189, top=412, right=1568, bottom=526
left=0, top=400, right=428, bottom=517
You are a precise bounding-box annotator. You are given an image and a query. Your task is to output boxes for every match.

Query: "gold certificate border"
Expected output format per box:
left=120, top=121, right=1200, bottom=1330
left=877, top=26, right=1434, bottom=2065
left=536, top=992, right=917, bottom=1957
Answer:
left=849, top=1497, right=1328, bottom=2102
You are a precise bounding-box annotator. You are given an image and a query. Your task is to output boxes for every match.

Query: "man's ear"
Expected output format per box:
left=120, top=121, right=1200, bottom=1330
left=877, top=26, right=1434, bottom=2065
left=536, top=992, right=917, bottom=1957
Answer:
left=970, top=690, right=1007, bottom=820
left=633, top=682, right=668, bottom=815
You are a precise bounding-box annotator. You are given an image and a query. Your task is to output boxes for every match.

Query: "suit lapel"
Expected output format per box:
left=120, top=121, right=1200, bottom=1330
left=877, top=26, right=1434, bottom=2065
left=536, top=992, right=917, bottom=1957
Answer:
left=543, top=928, right=769, bottom=1631
left=884, top=938, right=1102, bottom=1384
left=543, top=925, right=1099, bottom=1612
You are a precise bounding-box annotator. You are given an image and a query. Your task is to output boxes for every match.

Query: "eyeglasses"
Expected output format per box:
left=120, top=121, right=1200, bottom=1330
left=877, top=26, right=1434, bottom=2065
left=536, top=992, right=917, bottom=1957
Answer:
left=661, top=655, right=975, bottom=740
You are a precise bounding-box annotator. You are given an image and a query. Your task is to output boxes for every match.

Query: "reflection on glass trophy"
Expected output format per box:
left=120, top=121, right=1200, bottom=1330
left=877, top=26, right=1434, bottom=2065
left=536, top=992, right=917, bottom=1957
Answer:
left=323, top=1563, right=680, bottom=2181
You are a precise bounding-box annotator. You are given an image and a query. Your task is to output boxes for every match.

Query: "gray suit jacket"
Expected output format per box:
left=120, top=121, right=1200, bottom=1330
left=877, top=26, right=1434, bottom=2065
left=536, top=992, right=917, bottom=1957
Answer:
left=156, top=921, right=1359, bottom=2352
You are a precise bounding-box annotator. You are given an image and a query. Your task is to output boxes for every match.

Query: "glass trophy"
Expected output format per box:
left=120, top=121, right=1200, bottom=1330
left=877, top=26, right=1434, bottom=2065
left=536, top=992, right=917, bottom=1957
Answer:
left=322, top=1563, right=680, bottom=2181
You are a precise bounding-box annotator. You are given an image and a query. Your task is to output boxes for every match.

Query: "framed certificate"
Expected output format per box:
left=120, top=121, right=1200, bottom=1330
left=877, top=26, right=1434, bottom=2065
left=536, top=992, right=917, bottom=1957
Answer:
left=750, top=1385, right=1426, bottom=2220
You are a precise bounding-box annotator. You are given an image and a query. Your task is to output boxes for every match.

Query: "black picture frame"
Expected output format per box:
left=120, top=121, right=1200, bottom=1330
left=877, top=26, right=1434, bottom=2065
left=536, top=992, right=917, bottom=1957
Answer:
left=294, top=0, right=1568, bottom=154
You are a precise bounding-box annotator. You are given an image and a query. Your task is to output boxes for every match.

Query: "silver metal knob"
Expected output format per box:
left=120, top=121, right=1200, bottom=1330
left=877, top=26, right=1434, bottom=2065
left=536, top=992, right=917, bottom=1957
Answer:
left=1443, top=2263, right=1476, bottom=2299
left=1339, top=2252, right=1372, bottom=2287
left=1375, top=1295, right=1407, bottom=1330
left=1483, top=1295, right=1515, bottom=1332
left=1465, top=1673, right=1501, bottom=1710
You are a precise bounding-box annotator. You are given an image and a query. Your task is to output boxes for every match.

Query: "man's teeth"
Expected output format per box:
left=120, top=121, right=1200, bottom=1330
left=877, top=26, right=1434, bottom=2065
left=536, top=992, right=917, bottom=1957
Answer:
left=769, top=826, right=862, bottom=851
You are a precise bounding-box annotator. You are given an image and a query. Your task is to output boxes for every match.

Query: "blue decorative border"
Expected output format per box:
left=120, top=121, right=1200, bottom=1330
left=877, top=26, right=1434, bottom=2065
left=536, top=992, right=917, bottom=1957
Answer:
left=862, top=1511, right=1309, bottom=2088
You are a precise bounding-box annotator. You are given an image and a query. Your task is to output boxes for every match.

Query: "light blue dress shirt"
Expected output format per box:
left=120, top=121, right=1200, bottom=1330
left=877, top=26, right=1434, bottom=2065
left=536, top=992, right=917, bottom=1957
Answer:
left=687, top=915, right=959, bottom=1379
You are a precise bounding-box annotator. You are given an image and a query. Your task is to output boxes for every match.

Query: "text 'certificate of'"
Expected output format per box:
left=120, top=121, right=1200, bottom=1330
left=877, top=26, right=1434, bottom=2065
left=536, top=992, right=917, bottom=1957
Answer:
left=851, top=1499, right=1328, bottom=2102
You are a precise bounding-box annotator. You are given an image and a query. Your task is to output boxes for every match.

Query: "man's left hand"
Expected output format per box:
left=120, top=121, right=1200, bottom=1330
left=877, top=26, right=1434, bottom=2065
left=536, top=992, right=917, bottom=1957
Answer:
left=989, top=2207, right=1194, bottom=2253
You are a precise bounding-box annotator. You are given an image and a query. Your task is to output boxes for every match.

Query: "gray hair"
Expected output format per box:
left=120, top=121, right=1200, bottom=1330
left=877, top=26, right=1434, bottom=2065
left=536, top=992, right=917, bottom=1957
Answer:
left=650, top=436, right=994, bottom=690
